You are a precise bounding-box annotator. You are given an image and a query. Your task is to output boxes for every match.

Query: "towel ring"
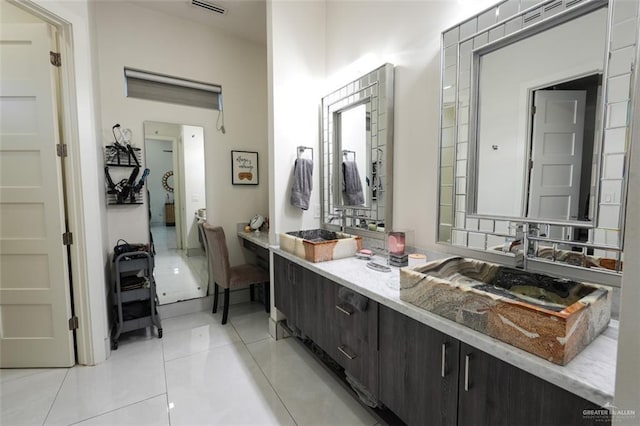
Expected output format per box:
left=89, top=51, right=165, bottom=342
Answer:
left=297, top=146, right=313, bottom=161
left=342, top=150, right=356, bottom=161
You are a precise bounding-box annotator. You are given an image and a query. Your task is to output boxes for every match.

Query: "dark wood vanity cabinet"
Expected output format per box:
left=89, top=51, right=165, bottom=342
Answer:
left=273, top=254, right=378, bottom=397
left=275, top=254, right=610, bottom=426
left=379, top=305, right=460, bottom=426
left=274, top=254, right=304, bottom=329
left=326, top=275, right=379, bottom=397
left=457, top=343, right=610, bottom=426
left=379, top=306, right=610, bottom=426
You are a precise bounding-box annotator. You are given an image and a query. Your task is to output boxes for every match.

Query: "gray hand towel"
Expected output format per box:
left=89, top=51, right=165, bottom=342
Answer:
left=342, top=161, right=365, bottom=205
left=290, top=158, right=313, bottom=210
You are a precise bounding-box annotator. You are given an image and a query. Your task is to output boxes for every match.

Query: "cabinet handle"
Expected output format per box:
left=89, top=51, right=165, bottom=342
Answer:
left=338, top=345, right=357, bottom=360
left=464, top=354, right=471, bottom=392
left=335, top=304, right=352, bottom=316
left=441, top=343, right=447, bottom=378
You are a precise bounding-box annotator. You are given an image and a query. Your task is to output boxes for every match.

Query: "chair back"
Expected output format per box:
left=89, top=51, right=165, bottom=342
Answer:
left=198, top=220, right=213, bottom=289
left=203, top=224, right=231, bottom=288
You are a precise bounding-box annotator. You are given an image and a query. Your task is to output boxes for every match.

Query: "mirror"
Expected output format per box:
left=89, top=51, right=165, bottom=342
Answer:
left=337, top=102, right=371, bottom=207
left=321, top=63, right=394, bottom=238
left=437, top=0, right=637, bottom=279
left=144, top=121, right=208, bottom=304
left=473, top=8, right=607, bottom=222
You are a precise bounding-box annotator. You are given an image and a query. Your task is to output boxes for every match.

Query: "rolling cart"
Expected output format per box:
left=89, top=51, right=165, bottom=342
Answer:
left=111, top=251, right=162, bottom=349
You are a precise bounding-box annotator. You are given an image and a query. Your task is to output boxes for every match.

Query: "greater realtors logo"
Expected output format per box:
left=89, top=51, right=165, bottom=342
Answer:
left=583, top=403, right=636, bottom=422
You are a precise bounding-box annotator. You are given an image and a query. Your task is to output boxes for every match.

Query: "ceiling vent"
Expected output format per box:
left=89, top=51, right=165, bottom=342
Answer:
left=192, top=0, right=226, bottom=15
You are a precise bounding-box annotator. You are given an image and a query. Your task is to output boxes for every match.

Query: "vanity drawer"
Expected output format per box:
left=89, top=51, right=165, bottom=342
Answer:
left=242, top=238, right=269, bottom=270
left=327, top=281, right=379, bottom=397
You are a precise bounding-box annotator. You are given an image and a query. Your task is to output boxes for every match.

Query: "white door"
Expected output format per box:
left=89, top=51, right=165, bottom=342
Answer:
left=528, top=90, right=586, bottom=222
left=0, top=23, right=75, bottom=367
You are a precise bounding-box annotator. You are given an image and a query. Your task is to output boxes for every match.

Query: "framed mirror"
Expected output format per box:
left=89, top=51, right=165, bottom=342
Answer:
left=321, top=63, right=394, bottom=238
left=144, top=121, right=208, bottom=304
left=437, top=0, right=638, bottom=281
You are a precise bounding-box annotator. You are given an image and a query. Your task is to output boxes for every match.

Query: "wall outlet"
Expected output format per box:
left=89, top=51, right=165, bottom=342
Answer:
left=314, top=204, right=321, bottom=219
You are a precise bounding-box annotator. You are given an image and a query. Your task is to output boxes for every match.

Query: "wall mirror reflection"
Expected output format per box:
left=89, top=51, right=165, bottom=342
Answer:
left=321, top=63, right=394, bottom=239
left=436, top=0, right=636, bottom=279
left=472, top=7, right=607, bottom=224
left=144, top=121, right=208, bottom=304
left=336, top=102, right=371, bottom=207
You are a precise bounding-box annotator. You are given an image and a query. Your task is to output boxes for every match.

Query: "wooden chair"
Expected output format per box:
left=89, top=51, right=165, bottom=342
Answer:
left=203, top=224, right=269, bottom=324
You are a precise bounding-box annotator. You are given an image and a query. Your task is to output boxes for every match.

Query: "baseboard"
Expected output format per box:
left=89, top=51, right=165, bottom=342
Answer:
left=269, top=318, right=292, bottom=340
left=186, top=247, right=205, bottom=257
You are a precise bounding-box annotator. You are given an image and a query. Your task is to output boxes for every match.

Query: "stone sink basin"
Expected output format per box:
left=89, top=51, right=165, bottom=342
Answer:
left=400, top=257, right=611, bottom=365
left=279, top=229, right=362, bottom=263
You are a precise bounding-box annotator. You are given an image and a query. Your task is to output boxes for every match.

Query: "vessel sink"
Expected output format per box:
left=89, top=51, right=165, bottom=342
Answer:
left=400, top=257, right=611, bottom=365
left=279, top=229, right=362, bottom=263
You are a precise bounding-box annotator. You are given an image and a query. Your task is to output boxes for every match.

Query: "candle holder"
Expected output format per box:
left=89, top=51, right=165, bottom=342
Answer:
left=387, top=231, right=408, bottom=267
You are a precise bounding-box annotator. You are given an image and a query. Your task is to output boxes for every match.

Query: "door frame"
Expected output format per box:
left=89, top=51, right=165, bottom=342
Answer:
left=10, top=0, right=95, bottom=365
left=522, top=70, right=603, bottom=221
left=527, top=89, right=586, bottom=221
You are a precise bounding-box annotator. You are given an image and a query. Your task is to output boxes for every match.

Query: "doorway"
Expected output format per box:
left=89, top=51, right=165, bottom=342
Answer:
left=0, top=3, right=75, bottom=367
left=144, top=121, right=207, bottom=304
left=527, top=74, right=601, bottom=240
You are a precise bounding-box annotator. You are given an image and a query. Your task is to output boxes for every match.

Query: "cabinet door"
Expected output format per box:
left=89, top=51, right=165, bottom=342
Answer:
left=273, top=254, right=297, bottom=326
left=333, top=282, right=379, bottom=397
left=458, top=342, right=611, bottom=426
left=379, top=306, right=459, bottom=426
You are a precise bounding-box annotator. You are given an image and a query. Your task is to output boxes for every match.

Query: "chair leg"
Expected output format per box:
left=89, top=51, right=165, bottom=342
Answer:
left=222, top=288, right=230, bottom=325
left=212, top=283, right=219, bottom=314
left=250, top=284, right=255, bottom=302
left=263, top=282, right=270, bottom=313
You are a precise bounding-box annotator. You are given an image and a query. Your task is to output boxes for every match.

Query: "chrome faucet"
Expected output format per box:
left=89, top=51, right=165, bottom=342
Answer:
left=328, top=209, right=346, bottom=232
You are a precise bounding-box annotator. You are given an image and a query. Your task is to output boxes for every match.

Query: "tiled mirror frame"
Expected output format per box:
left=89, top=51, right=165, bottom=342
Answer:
left=437, top=0, right=639, bottom=285
left=321, top=63, right=395, bottom=239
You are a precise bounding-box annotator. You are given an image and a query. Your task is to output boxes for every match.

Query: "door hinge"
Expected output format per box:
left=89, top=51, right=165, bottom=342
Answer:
left=531, top=105, right=537, bottom=115
left=56, top=144, right=68, bottom=157
left=50, top=51, right=62, bottom=67
left=62, top=232, right=73, bottom=246
left=68, top=316, right=79, bottom=330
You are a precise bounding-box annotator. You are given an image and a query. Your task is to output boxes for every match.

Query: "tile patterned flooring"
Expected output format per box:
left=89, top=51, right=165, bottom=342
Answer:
left=0, top=303, right=381, bottom=426
left=151, top=225, right=208, bottom=305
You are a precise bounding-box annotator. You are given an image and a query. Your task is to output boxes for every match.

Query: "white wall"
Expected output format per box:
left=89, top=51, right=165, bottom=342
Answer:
left=95, top=1, right=268, bottom=266
left=614, top=3, right=640, bottom=415
left=476, top=8, right=607, bottom=217
left=267, top=0, right=326, bottom=242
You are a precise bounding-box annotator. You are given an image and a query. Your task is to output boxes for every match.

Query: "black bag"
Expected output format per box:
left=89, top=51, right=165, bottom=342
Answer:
left=113, top=239, right=149, bottom=260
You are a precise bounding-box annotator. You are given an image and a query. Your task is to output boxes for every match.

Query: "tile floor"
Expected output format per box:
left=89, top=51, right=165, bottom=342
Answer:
left=152, top=225, right=208, bottom=305
left=0, top=303, right=381, bottom=426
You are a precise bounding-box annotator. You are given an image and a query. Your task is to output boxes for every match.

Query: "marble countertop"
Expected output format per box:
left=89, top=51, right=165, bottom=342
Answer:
left=237, top=229, right=271, bottom=249
left=271, top=247, right=617, bottom=407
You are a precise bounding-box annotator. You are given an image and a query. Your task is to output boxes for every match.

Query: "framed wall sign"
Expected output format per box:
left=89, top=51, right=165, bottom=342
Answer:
left=231, top=150, right=259, bottom=185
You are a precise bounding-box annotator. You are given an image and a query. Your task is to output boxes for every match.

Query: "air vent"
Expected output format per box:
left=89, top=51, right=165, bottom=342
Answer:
left=565, top=0, right=585, bottom=9
left=544, top=1, right=563, bottom=12
left=523, top=10, right=542, bottom=24
left=192, top=0, right=226, bottom=15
